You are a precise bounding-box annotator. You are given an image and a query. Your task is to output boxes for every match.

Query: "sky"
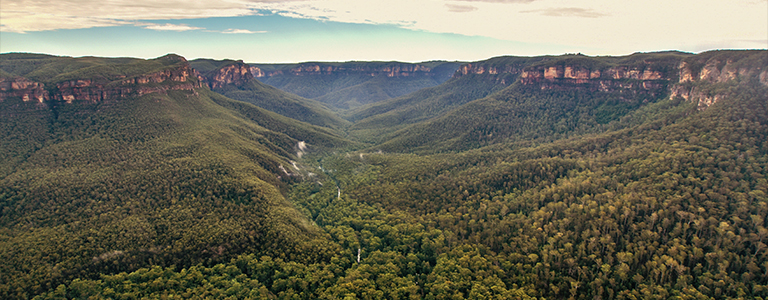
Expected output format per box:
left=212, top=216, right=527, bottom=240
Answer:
left=1, top=0, right=766, bottom=63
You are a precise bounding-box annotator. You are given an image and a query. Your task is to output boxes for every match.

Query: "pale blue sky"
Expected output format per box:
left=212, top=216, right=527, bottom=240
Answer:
left=1, top=0, right=766, bottom=63
left=1, top=14, right=572, bottom=62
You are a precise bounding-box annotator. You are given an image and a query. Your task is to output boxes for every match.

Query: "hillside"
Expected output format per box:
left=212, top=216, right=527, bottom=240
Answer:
left=0, top=54, right=349, bottom=298
left=2, top=50, right=767, bottom=299
left=190, top=59, right=349, bottom=130
left=359, top=51, right=767, bottom=153
left=250, top=61, right=462, bottom=109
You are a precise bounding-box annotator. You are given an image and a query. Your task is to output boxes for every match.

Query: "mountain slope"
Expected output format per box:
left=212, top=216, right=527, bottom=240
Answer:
left=0, top=54, right=347, bottom=298
left=251, top=61, right=462, bottom=109
left=33, top=52, right=768, bottom=299
left=191, top=59, right=349, bottom=130
left=4, top=50, right=767, bottom=300
left=365, top=51, right=766, bottom=153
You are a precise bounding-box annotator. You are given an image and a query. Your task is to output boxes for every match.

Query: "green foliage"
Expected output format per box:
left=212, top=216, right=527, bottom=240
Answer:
left=214, top=78, right=350, bottom=131
left=0, top=53, right=191, bottom=86
left=368, top=83, right=688, bottom=153
left=189, top=58, right=242, bottom=74
left=347, top=73, right=515, bottom=143
left=252, top=61, right=461, bottom=110
left=0, top=55, right=353, bottom=298
left=190, top=58, right=350, bottom=130
left=346, top=51, right=700, bottom=148
left=3, top=50, right=767, bottom=299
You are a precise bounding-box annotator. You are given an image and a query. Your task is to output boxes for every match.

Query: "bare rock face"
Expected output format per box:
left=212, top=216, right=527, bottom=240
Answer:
left=517, top=63, right=671, bottom=100
left=54, top=65, right=201, bottom=103
left=0, top=77, right=48, bottom=103
left=197, top=62, right=253, bottom=89
left=0, top=62, right=201, bottom=104
left=671, top=56, right=767, bottom=110
left=455, top=63, right=525, bottom=77
left=250, top=66, right=266, bottom=78
left=251, top=63, right=436, bottom=78
left=452, top=51, right=766, bottom=110
left=521, top=65, right=665, bottom=84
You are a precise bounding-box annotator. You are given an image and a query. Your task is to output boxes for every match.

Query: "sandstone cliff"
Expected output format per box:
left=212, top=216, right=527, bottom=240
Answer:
left=54, top=65, right=201, bottom=103
left=669, top=52, right=768, bottom=110
left=250, top=63, right=436, bottom=79
left=518, top=62, right=671, bottom=99
left=0, top=54, right=202, bottom=104
left=0, top=77, right=48, bottom=103
left=196, top=61, right=253, bottom=89
left=248, top=61, right=462, bottom=109
left=452, top=51, right=766, bottom=109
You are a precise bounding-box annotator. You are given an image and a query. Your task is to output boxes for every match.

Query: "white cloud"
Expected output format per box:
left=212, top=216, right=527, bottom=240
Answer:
left=0, top=0, right=314, bottom=33
left=453, top=0, right=536, bottom=3
left=0, top=0, right=260, bottom=32
left=0, top=11, right=131, bottom=33
left=520, top=7, right=608, bottom=18
left=142, top=23, right=204, bottom=31
left=1, top=0, right=765, bottom=56
left=221, top=28, right=267, bottom=34
left=446, top=4, right=479, bottom=12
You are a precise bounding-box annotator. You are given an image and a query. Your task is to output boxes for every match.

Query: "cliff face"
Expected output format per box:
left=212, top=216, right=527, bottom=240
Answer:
left=251, top=63, right=435, bottom=79
left=518, top=63, right=671, bottom=99
left=452, top=51, right=767, bottom=109
left=0, top=60, right=201, bottom=104
left=55, top=65, right=201, bottom=103
left=455, top=63, right=524, bottom=77
left=248, top=61, right=463, bottom=109
left=197, top=62, right=253, bottom=89
left=670, top=56, right=768, bottom=110
left=0, top=77, right=48, bottom=103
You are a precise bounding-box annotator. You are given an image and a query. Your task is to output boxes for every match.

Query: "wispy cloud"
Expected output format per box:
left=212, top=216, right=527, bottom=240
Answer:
left=520, top=7, right=608, bottom=18
left=446, top=4, right=478, bottom=12
left=221, top=28, right=267, bottom=34
left=142, top=23, right=204, bottom=31
left=0, top=11, right=131, bottom=33
left=452, top=0, right=537, bottom=3
left=0, top=0, right=292, bottom=32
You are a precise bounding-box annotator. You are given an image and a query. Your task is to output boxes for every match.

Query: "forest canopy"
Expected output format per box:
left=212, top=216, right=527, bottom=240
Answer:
left=1, top=50, right=766, bottom=299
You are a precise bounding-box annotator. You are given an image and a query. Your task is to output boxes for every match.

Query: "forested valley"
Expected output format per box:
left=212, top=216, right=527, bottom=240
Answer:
left=1, top=50, right=767, bottom=299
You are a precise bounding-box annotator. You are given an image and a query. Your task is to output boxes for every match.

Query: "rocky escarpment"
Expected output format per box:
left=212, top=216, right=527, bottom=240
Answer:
left=0, top=77, right=48, bottom=103
left=452, top=51, right=767, bottom=109
left=251, top=63, right=436, bottom=79
left=454, top=55, right=674, bottom=98
left=670, top=53, right=768, bottom=110
left=0, top=55, right=202, bottom=104
left=54, top=66, right=201, bottom=103
left=518, top=63, right=671, bottom=99
left=248, top=61, right=463, bottom=109
left=196, top=61, right=253, bottom=89
left=455, top=63, right=526, bottom=77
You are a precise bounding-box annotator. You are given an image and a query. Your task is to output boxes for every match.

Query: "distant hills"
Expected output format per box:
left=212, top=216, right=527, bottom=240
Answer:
left=2, top=50, right=767, bottom=299
left=347, top=51, right=767, bottom=151
left=249, top=61, right=463, bottom=109
left=0, top=53, right=349, bottom=298
left=190, top=59, right=349, bottom=130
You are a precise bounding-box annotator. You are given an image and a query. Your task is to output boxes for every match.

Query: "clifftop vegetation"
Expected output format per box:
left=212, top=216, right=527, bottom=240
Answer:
left=1, top=50, right=767, bottom=299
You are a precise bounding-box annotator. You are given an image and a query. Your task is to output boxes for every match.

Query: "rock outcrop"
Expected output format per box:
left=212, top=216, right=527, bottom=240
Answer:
left=518, top=64, right=670, bottom=98
left=251, top=63, right=436, bottom=79
left=455, top=64, right=525, bottom=77
left=197, top=61, right=253, bottom=89
left=0, top=77, right=48, bottom=103
left=0, top=61, right=201, bottom=103
left=55, top=65, right=201, bottom=103
left=670, top=57, right=768, bottom=110
left=451, top=51, right=766, bottom=109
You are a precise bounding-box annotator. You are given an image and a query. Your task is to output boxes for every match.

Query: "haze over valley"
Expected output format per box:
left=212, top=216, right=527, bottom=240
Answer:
left=1, top=49, right=767, bottom=299
left=1, top=1, right=767, bottom=299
